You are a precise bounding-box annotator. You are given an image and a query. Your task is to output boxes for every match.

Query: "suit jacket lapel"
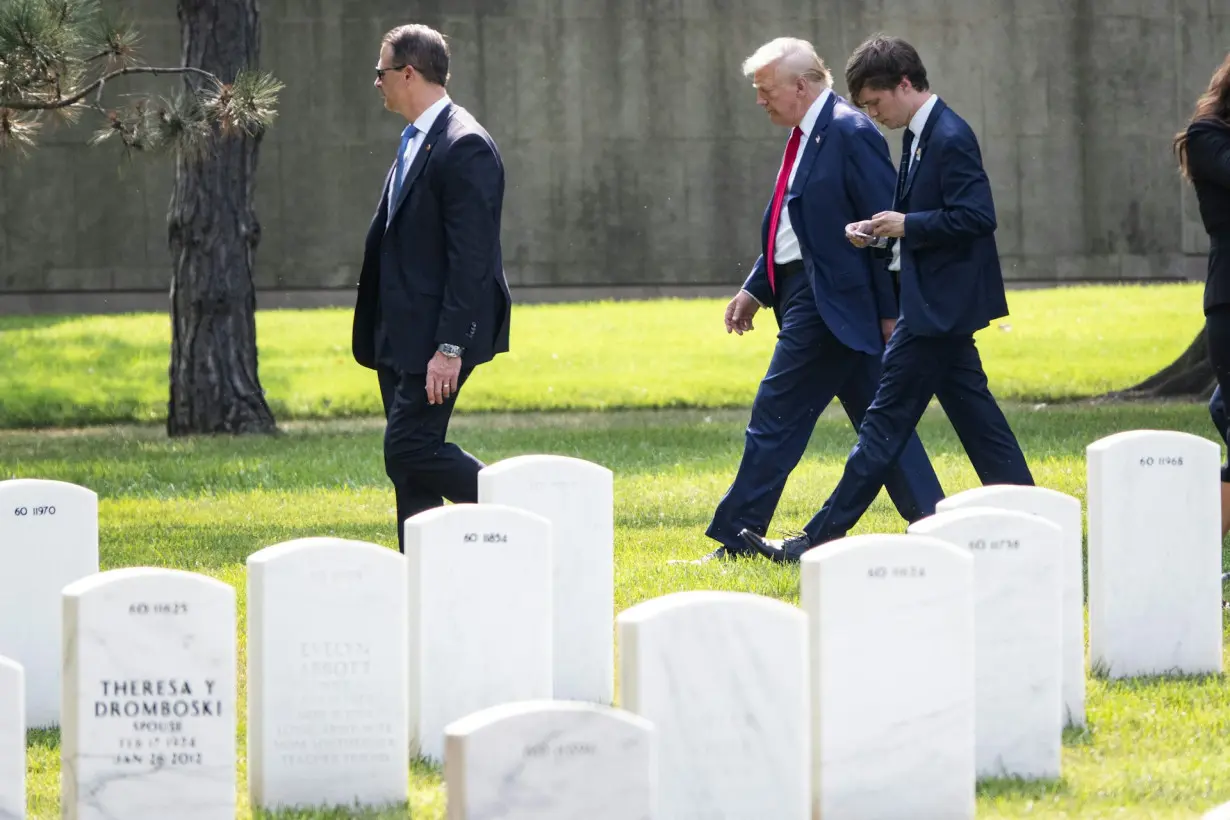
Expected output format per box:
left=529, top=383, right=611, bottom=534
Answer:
left=389, top=102, right=454, bottom=222
left=900, top=97, right=946, bottom=203
left=376, top=162, right=395, bottom=228
left=787, top=92, right=836, bottom=199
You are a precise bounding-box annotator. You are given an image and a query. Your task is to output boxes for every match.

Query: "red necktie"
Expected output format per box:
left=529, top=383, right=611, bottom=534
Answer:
left=765, top=126, right=803, bottom=294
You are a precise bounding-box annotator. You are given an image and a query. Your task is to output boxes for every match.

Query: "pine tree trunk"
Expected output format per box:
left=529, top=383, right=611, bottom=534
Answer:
left=166, top=0, right=275, bottom=436
left=1108, top=328, right=1217, bottom=400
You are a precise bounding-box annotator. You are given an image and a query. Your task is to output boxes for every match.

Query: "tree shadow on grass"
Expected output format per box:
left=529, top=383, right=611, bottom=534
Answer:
left=0, top=316, right=78, bottom=332
left=1087, top=661, right=1225, bottom=688
left=252, top=758, right=443, bottom=818
left=1061, top=722, right=1095, bottom=747
left=977, top=775, right=1070, bottom=800
left=27, top=725, right=59, bottom=751
left=102, top=520, right=400, bottom=572
left=253, top=803, right=410, bottom=819
left=29, top=726, right=437, bottom=819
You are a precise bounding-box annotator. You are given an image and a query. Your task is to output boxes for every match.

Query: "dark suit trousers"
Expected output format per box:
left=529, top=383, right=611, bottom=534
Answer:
left=801, top=321, right=1033, bottom=545
left=1204, top=305, right=1230, bottom=482
left=706, top=271, right=945, bottom=550
left=378, top=366, right=484, bottom=551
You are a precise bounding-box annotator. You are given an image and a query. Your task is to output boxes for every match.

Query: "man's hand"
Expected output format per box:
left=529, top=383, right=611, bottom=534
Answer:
left=425, top=351, right=463, bottom=405
left=880, top=318, right=897, bottom=343
left=725, top=290, right=760, bottom=335
left=869, top=210, right=906, bottom=238
left=845, top=220, right=875, bottom=247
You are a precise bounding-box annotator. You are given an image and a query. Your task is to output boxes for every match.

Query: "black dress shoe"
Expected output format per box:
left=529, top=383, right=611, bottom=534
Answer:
left=667, top=544, right=749, bottom=565
left=738, top=529, right=812, bottom=564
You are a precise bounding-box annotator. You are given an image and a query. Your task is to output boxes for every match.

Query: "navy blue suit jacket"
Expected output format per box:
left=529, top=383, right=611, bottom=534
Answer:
left=893, top=97, right=1008, bottom=337
left=742, top=93, right=899, bottom=357
left=352, top=102, right=512, bottom=374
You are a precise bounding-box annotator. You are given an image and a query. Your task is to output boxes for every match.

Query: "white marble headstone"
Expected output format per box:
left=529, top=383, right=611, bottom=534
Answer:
left=1205, top=800, right=1230, bottom=819
left=936, top=483, right=1086, bottom=728
left=478, top=455, right=614, bottom=704
left=444, top=700, right=655, bottom=819
left=801, top=534, right=974, bottom=820
left=60, top=568, right=236, bottom=820
left=0, top=478, right=99, bottom=728
left=909, top=508, right=1063, bottom=779
left=405, top=504, right=553, bottom=762
left=0, top=655, right=23, bottom=820
left=247, top=538, right=409, bottom=811
left=616, top=590, right=809, bottom=820
left=1086, top=430, right=1223, bottom=678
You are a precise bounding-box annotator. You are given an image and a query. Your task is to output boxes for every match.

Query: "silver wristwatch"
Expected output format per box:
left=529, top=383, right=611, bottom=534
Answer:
left=437, top=343, right=464, bottom=358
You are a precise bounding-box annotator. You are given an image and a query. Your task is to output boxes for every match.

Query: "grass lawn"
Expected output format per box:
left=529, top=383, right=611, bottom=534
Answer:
left=2, top=283, right=1229, bottom=818
left=0, top=282, right=1207, bottom=428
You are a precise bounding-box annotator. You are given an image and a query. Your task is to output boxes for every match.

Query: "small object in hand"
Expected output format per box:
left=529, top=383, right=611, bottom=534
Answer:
left=852, top=229, right=889, bottom=248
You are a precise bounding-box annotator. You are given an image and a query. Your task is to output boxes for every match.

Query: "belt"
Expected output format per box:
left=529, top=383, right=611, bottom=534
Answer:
left=775, top=260, right=804, bottom=278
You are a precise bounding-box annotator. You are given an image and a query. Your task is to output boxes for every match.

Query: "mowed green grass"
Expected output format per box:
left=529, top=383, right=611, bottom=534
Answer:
left=3, top=403, right=1230, bottom=819
left=0, top=282, right=1207, bottom=429
left=3, top=282, right=1229, bottom=818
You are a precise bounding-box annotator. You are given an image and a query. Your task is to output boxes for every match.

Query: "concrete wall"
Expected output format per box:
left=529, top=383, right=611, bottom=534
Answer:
left=1, top=0, right=1227, bottom=313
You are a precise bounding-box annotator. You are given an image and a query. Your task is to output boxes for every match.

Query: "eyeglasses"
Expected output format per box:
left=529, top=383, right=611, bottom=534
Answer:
left=375, top=64, right=407, bottom=80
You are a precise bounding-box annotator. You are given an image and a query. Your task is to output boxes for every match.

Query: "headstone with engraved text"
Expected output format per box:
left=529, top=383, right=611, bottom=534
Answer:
left=936, top=484, right=1085, bottom=728
left=60, top=568, right=236, bottom=820
left=0, top=478, right=98, bottom=729
left=802, top=534, right=974, bottom=819
left=405, top=504, right=553, bottom=763
left=910, top=508, right=1063, bottom=779
left=247, top=538, right=409, bottom=811
left=478, top=455, right=615, bottom=704
left=617, top=590, right=809, bottom=820
left=1086, top=430, right=1222, bottom=678
left=444, top=700, right=655, bottom=819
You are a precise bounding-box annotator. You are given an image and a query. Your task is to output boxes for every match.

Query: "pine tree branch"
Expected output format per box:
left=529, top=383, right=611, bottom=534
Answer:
left=0, top=64, right=216, bottom=111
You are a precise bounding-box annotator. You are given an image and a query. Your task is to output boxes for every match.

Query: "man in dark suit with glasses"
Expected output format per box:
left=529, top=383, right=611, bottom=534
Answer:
left=352, top=23, right=512, bottom=552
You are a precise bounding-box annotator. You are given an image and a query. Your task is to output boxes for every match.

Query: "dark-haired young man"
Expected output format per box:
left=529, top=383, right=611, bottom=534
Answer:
left=352, top=23, right=512, bottom=551
left=741, top=34, right=1033, bottom=564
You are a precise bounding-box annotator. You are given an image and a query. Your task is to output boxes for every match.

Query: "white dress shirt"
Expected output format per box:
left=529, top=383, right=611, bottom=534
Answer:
left=741, top=89, right=832, bottom=307
left=888, top=93, right=939, bottom=272
left=389, top=93, right=452, bottom=213
left=772, top=88, right=832, bottom=265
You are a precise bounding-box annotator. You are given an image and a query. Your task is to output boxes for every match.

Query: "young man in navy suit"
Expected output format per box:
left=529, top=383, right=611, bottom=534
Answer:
left=743, top=34, right=1033, bottom=564
left=352, top=24, right=512, bottom=552
left=682, top=37, right=944, bottom=564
